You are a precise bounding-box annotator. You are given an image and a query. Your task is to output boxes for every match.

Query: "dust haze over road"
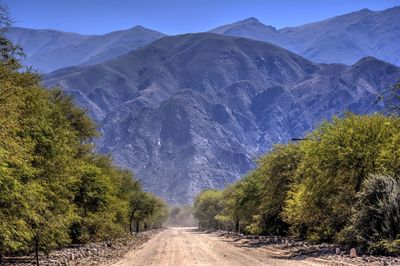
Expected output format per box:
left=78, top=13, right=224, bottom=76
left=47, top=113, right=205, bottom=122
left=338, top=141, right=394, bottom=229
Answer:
left=111, top=227, right=326, bottom=266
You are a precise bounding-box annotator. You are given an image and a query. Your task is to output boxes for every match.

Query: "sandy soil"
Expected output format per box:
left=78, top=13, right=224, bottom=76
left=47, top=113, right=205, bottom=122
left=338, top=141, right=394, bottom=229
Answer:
left=110, top=227, right=328, bottom=266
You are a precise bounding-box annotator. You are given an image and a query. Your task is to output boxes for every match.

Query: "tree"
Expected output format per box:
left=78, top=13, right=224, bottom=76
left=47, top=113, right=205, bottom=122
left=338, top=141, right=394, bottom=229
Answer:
left=0, top=8, right=168, bottom=259
left=128, top=191, right=168, bottom=234
left=0, top=3, right=23, bottom=71
left=251, top=143, right=301, bottom=235
left=283, top=114, right=400, bottom=242
left=340, top=174, right=400, bottom=254
left=193, top=190, right=223, bottom=229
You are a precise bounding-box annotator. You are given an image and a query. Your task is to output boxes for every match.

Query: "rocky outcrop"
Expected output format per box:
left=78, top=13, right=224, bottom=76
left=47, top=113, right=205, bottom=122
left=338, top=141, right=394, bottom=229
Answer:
left=43, top=33, right=400, bottom=204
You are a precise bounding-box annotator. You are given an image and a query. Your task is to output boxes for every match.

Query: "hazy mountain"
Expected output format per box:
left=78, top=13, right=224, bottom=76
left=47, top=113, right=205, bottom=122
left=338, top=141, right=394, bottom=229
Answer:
left=210, top=6, right=400, bottom=66
left=44, top=33, right=400, bottom=204
left=8, top=6, right=399, bottom=73
left=5, top=26, right=165, bottom=72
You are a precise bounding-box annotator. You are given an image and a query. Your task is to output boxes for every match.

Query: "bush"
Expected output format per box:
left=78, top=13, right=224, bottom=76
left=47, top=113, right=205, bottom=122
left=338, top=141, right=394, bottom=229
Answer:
left=340, top=174, right=400, bottom=251
left=369, top=239, right=400, bottom=256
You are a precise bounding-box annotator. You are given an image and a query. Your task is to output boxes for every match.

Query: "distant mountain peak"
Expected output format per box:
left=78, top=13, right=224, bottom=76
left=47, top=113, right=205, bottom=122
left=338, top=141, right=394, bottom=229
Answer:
left=131, top=25, right=147, bottom=30
left=359, top=8, right=372, bottom=12
left=241, top=17, right=261, bottom=23
left=352, top=56, right=395, bottom=68
left=210, top=16, right=278, bottom=36
left=130, top=25, right=161, bottom=32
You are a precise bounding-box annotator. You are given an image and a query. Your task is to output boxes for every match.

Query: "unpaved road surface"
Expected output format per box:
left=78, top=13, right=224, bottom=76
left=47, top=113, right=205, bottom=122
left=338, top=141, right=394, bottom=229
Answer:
left=112, top=227, right=327, bottom=266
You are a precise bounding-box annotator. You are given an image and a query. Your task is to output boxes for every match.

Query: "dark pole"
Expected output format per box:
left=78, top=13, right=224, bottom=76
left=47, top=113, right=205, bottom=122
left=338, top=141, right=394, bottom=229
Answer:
left=136, top=221, right=140, bottom=233
left=35, top=235, right=39, bottom=266
left=129, top=210, right=136, bottom=235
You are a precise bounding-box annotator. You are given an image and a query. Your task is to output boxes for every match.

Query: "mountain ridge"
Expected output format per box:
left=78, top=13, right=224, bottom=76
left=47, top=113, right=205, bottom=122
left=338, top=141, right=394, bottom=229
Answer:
left=6, top=6, right=400, bottom=72
left=5, top=25, right=166, bottom=72
left=210, top=6, right=400, bottom=66
left=43, top=33, right=400, bottom=203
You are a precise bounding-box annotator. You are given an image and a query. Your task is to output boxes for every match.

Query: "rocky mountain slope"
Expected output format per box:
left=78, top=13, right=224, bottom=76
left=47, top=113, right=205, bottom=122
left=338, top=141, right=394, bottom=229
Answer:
left=5, top=26, right=165, bottom=72
left=211, top=6, right=400, bottom=66
left=44, top=33, right=400, bottom=204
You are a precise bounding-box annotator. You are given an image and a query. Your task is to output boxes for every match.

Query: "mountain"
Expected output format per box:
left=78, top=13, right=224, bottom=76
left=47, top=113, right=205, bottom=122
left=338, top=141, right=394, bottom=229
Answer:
left=5, top=26, right=165, bottom=72
left=8, top=6, right=399, bottom=72
left=43, top=33, right=400, bottom=204
left=211, top=17, right=280, bottom=41
left=210, top=6, right=400, bottom=66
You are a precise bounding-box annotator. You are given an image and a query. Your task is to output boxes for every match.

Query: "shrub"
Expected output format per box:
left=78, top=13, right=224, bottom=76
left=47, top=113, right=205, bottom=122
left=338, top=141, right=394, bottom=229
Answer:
left=340, top=174, right=400, bottom=251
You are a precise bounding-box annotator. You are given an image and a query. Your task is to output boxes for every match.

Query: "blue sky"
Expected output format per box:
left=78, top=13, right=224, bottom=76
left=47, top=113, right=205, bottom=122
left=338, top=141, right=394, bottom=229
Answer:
left=4, top=0, right=399, bottom=35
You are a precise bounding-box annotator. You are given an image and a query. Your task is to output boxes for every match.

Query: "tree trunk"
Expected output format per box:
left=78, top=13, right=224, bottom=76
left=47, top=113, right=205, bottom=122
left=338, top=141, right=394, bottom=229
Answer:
left=136, top=220, right=140, bottom=233
left=235, top=220, right=240, bottom=234
left=144, top=222, right=148, bottom=231
left=0, top=253, right=3, bottom=265
left=129, top=210, right=137, bottom=235
left=34, top=235, right=39, bottom=266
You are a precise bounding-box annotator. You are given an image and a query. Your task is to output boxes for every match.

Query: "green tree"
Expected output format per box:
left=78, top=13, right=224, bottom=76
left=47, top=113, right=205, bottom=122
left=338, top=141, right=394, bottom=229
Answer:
left=284, top=114, right=400, bottom=242
left=340, top=174, right=400, bottom=254
left=250, top=143, right=301, bottom=235
left=193, top=190, right=223, bottom=229
left=0, top=9, right=168, bottom=260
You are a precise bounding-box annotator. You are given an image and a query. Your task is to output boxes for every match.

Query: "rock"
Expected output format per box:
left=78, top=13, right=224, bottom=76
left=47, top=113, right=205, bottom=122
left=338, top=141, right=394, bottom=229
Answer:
left=350, top=248, right=357, bottom=258
left=335, top=247, right=341, bottom=255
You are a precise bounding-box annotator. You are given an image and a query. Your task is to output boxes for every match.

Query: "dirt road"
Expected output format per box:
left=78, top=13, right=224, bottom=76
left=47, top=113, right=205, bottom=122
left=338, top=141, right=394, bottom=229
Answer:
left=111, top=227, right=327, bottom=266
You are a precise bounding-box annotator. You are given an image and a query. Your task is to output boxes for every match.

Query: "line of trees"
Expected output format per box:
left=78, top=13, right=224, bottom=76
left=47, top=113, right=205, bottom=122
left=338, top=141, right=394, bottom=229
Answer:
left=193, top=113, right=400, bottom=255
left=0, top=16, right=168, bottom=262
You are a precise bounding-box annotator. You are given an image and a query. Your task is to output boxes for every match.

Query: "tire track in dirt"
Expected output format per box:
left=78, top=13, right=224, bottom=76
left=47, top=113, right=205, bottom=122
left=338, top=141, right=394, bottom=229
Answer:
left=111, top=227, right=328, bottom=266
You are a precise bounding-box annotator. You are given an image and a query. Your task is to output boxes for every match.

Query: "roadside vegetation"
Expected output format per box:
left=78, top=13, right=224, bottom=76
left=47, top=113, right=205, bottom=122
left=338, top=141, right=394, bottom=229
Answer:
left=194, top=112, right=400, bottom=255
left=0, top=7, right=168, bottom=262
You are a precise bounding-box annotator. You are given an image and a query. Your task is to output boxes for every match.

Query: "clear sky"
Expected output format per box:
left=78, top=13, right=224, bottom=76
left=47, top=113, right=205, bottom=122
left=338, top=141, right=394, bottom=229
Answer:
left=3, top=0, right=400, bottom=35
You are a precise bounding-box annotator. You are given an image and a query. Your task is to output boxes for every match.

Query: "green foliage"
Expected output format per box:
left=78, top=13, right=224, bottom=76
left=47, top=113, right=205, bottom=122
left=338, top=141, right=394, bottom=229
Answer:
left=217, top=173, right=262, bottom=233
left=284, top=114, right=400, bottom=242
left=128, top=190, right=168, bottom=233
left=255, top=143, right=301, bottom=235
left=193, top=190, right=223, bottom=229
left=339, top=174, right=400, bottom=250
left=368, top=239, right=400, bottom=256
left=0, top=4, right=24, bottom=71
left=0, top=30, right=168, bottom=256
